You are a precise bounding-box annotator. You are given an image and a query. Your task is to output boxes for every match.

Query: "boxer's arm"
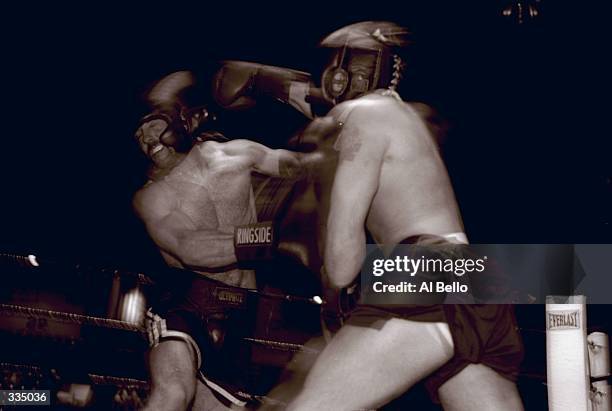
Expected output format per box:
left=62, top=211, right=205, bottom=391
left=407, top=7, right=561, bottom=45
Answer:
left=222, top=139, right=310, bottom=179
left=146, top=71, right=195, bottom=107
left=324, top=106, right=390, bottom=288
left=212, top=61, right=312, bottom=116
left=255, top=147, right=308, bottom=179
left=133, top=186, right=236, bottom=268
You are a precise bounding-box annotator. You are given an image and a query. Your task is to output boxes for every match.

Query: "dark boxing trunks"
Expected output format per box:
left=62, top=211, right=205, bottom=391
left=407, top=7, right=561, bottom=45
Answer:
left=147, top=269, right=255, bottom=406
left=347, top=235, right=524, bottom=403
left=146, top=268, right=322, bottom=406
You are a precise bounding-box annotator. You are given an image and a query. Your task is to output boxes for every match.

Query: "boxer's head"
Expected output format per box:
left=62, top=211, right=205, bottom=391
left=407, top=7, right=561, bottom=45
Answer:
left=135, top=118, right=183, bottom=170
left=135, top=106, right=215, bottom=170
left=310, top=21, right=411, bottom=109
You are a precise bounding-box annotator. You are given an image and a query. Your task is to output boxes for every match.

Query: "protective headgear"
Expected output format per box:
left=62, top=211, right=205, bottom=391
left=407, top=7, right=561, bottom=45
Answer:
left=137, top=104, right=214, bottom=152
left=312, top=21, right=411, bottom=107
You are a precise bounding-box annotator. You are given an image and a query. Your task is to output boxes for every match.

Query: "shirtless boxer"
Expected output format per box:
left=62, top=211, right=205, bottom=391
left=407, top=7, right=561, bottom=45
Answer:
left=133, top=69, right=324, bottom=411
left=285, top=22, right=524, bottom=410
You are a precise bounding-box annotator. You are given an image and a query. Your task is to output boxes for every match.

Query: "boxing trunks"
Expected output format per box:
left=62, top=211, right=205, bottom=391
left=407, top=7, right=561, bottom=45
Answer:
left=347, top=234, right=524, bottom=403
left=146, top=268, right=321, bottom=407
left=145, top=270, right=253, bottom=405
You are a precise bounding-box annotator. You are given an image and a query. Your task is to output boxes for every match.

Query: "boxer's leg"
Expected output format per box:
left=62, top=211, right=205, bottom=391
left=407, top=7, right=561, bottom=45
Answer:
left=143, top=340, right=197, bottom=411
left=193, top=380, right=236, bottom=411
left=260, top=335, right=329, bottom=409
left=438, top=364, right=524, bottom=411
left=287, top=318, right=454, bottom=411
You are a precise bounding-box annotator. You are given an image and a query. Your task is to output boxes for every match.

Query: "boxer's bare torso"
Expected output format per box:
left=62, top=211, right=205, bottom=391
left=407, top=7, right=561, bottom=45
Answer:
left=136, top=141, right=257, bottom=288
left=134, top=115, right=310, bottom=289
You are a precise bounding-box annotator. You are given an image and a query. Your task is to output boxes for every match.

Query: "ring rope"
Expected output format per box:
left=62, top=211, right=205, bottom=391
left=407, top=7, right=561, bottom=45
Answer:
left=242, top=337, right=319, bottom=354
left=0, top=362, right=44, bottom=373
left=87, top=373, right=149, bottom=389
left=0, top=304, right=317, bottom=353
left=0, top=362, right=149, bottom=390
left=0, top=304, right=144, bottom=333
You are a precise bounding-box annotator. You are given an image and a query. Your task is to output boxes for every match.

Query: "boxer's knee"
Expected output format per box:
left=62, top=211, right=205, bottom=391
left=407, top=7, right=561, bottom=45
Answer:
left=146, top=340, right=198, bottom=411
left=438, top=364, right=523, bottom=411
left=144, top=380, right=195, bottom=411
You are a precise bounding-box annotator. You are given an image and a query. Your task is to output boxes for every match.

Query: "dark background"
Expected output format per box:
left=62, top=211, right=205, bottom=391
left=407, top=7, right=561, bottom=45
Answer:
left=0, top=2, right=609, bottom=408
left=2, top=1, right=610, bottom=267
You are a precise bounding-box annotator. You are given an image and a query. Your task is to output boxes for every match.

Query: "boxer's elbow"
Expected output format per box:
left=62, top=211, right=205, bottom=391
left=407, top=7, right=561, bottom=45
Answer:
left=325, top=242, right=362, bottom=288
left=148, top=71, right=194, bottom=104
left=328, top=272, right=354, bottom=289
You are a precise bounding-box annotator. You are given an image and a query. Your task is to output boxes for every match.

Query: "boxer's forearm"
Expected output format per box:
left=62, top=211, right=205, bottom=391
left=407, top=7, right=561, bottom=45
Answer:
left=278, top=151, right=327, bottom=179
left=325, top=230, right=366, bottom=288
left=277, top=151, right=304, bottom=178
left=243, top=141, right=325, bottom=179
left=147, top=71, right=195, bottom=107
left=257, top=148, right=306, bottom=179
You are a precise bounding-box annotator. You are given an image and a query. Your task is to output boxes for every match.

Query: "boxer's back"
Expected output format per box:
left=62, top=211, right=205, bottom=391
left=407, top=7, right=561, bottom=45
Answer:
left=332, top=93, right=464, bottom=245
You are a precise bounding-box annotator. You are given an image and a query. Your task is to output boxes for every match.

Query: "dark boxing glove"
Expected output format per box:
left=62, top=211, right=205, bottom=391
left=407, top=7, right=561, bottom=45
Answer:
left=212, top=60, right=312, bottom=114
left=321, top=285, right=359, bottom=335
left=320, top=267, right=359, bottom=335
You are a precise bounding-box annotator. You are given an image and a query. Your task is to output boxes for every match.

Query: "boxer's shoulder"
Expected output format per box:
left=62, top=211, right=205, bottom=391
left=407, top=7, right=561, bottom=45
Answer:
left=192, top=140, right=229, bottom=166
left=194, top=139, right=258, bottom=170
left=330, top=93, right=407, bottom=126
left=133, top=179, right=176, bottom=219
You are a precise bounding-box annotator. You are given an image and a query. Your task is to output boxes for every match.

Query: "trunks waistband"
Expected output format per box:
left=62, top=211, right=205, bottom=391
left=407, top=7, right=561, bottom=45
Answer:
left=400, top=232, right=468, bottom=245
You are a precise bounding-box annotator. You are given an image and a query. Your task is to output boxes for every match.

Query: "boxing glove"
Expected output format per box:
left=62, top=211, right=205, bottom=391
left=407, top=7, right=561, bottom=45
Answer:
left=320, top=266, right=360, bottom=335
left=212, top=60, right=312, bottom=113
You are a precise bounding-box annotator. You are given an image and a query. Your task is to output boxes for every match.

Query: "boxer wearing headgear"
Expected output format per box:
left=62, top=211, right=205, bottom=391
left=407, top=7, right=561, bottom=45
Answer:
left=135, top=62, right=314, bottom=162
left=276, top=21, right=524, bottom=410
left=136, top=71, right=214, bottom=153
left=302, top=20, right=408, bottom=117
left=133, top=68, right=328, bottom=409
